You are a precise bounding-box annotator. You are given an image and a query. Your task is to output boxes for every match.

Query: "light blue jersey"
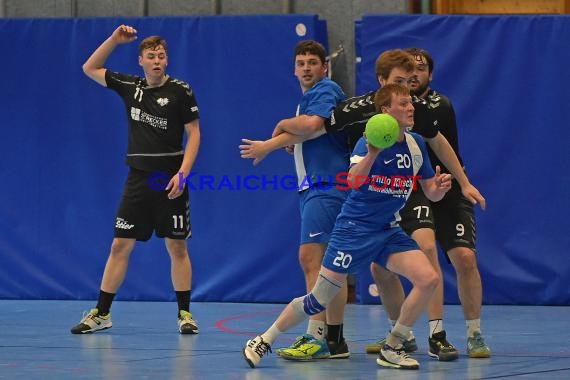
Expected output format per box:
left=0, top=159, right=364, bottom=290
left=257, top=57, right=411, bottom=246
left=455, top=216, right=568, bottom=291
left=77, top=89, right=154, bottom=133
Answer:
left=293, top=77, right=348, bottom=191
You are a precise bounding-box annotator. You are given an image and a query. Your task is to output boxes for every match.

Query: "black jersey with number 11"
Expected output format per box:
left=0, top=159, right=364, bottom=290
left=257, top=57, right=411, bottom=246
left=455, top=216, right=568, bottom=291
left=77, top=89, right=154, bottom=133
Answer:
left=105, top=70, right=199, bottom=174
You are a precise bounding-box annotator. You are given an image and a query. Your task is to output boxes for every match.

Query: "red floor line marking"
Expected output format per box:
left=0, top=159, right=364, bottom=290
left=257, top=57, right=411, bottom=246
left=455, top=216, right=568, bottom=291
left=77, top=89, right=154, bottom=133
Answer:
left=215, top=310, right=279, bottom=336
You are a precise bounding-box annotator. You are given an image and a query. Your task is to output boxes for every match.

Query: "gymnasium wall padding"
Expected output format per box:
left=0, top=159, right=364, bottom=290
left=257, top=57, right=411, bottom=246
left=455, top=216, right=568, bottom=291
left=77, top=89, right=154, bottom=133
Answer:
left=0, top=16, right=326, bottom=302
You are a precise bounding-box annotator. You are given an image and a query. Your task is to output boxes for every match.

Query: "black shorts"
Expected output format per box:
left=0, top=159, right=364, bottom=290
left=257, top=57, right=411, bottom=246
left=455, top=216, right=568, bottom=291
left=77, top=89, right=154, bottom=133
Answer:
left=114, top=168, right=191, bottom=241
left=399, top=187, right=435, bottom=235
left=432, top=181, right=476, bottom=253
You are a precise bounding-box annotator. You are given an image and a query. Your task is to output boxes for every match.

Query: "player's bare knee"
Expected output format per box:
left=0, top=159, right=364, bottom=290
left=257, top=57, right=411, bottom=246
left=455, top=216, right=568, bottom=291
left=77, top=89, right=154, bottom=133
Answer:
left=165, top=239, right=188, bottom=258
left=415, top=269, right=439, bottom=293
left=169, top=250, right=189, bottom=260
left=450, top=249, right=477, bottom=274
left=298, top=253, right=322, bottom=275
left=426, top=269, right=440, bottom=291
left=110, top=238, right=134, bottom=258
left=299, top=243, right=326, bottom=274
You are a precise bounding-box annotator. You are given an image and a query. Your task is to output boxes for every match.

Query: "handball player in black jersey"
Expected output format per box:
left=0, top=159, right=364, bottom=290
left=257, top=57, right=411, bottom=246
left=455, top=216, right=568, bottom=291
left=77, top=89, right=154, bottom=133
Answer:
left=70, top=25, right=200, bottom=335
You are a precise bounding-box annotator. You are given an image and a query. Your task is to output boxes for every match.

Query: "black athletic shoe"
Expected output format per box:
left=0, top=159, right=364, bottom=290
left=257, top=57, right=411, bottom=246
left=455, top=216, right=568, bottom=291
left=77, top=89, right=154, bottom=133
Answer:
left=428, top=330, right=459, bottom=361
left=328, top=339, right=350, bottom=359
left=70, top=308, right=112, bottom=334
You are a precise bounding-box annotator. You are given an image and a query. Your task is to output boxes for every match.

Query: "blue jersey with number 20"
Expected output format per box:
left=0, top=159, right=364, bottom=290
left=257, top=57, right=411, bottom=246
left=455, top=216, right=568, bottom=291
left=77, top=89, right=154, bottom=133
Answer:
left=339, top=132, right=435, bottom=230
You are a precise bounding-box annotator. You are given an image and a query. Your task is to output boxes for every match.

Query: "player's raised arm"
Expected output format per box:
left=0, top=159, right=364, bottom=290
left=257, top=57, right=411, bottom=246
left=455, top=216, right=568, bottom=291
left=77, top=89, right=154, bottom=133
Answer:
left=82, top=25, right=138, bottom=86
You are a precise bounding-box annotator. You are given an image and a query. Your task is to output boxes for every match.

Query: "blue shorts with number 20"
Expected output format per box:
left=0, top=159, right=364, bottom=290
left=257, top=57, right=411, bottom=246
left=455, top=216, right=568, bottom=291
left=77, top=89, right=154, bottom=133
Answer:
left=322, top=220, right=419, bottom=274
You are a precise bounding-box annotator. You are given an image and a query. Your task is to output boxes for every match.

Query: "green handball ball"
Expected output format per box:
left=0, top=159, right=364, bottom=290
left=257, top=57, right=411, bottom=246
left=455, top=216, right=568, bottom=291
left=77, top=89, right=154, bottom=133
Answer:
left=365, top=113, right=399, bottom=149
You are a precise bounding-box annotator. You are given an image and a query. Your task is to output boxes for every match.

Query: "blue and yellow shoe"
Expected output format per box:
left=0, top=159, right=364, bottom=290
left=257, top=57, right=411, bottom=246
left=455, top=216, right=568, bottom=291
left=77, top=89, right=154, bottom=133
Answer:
left=275, top=334, right=314, bottom=356
left=279, top=337, right=330, bottom=361
left=467, top=332, right=491, bottom=358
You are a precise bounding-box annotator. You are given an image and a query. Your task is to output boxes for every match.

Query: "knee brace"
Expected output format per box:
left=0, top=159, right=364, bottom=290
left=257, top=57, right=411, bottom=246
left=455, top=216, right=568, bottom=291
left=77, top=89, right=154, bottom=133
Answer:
left=292, top=272, right=343, bottom=316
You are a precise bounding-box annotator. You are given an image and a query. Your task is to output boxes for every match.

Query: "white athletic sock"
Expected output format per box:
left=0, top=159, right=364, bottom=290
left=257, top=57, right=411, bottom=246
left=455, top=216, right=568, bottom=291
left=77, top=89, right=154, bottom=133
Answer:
left=387, top=322, right=412, bottom=347
left=466, top=319, right=481, bottom=338
left=261, top=323, right=282, bottom=345
left=388, top=319, right=413, bottom=340
left=429, top=319, right=444, bottom=336
left=307, top=320, right=326, bottom=340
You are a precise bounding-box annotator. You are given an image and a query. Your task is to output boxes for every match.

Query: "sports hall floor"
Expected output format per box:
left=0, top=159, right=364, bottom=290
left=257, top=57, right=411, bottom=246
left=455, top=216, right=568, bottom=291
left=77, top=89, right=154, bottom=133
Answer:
left=1, top=301, right=568, bottom=379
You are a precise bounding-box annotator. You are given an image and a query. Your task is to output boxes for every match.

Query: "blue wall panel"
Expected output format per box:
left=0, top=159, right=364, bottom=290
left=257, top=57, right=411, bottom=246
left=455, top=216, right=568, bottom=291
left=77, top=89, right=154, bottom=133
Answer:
left=0, top=16, right=327, bottom=302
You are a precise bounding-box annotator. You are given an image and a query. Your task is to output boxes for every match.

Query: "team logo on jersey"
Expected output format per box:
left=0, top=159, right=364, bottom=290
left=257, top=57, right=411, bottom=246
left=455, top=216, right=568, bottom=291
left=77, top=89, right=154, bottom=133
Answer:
left=413, top=155, right=422, bottom=167
left=131, top=107, right=141, bottom=121
left=157, top=97, right=169, bottom=107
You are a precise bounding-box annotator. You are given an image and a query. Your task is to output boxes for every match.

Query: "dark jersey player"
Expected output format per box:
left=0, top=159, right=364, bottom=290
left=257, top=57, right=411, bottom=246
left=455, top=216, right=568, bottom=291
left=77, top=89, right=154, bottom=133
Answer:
left=70, top=25, right=201, bottom=335
left=400, top=48, right=490, bottom=358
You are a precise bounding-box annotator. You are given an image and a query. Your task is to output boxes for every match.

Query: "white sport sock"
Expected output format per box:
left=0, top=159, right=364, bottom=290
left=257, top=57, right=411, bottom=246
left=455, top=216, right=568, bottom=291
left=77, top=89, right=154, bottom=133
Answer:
left=466, top=319, right=481, bottom=338
left=429, top=319, right=444, bottom=336
left=387, top=322, right=412, bottom=347
left=307, top=320, right=326, bottom=340
left=261, top=323, right=282, bottom=345
left=388, top=319, right=413, bottom=340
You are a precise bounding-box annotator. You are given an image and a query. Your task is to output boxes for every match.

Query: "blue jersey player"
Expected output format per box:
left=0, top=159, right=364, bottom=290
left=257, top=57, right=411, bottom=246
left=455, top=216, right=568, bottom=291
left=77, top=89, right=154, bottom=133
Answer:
left=243, top=84, right=452, bottom=371
left=240, top=40, right=351, bottom=358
